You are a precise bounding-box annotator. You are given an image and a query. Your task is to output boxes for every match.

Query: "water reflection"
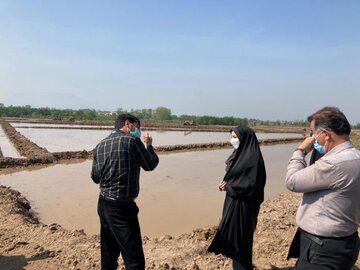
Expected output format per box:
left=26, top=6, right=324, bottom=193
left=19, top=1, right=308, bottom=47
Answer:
left=184, top=130, right=192, bottom=136
left=15, top=127, right=301, bottom=152
left=0, top=143, right=303, bottom=237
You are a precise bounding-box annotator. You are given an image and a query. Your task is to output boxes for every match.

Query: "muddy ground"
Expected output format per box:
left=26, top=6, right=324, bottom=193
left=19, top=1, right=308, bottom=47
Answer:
left=0, top=185, right=359, bottom=270
left=1, top=118, right=359, bottom=269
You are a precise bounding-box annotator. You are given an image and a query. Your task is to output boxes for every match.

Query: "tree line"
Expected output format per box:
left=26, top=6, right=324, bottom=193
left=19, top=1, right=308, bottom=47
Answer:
left=2, top=103, right=357, bottom=128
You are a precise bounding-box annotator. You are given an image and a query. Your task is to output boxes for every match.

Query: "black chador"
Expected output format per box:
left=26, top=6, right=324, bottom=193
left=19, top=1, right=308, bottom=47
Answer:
left=208, top=126, right=266, bottom=270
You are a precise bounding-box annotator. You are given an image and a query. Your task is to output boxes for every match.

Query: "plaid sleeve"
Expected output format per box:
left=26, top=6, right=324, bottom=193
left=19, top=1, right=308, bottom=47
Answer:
left=91, top=147, right=100, bottom=184
left=132, top=138, right=159, bottom=171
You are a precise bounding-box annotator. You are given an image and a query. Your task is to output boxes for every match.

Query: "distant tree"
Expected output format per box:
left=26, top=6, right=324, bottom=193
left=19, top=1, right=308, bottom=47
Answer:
left=141, top=109, right=153, bottom=119
left=117, top=107, right=127, bottom=115
left=0, top=104, right=311, bottom=126
left=31, top=111, right=40, bottom=118
left=75, top=109, right=97, bottom=120
left=154, top=106, right=171, bottom=120
left=0, top=103, right=4, bottom=116
left=129, top=109, right=142, bottom=118
left=38, top=107, right=51, bottom=117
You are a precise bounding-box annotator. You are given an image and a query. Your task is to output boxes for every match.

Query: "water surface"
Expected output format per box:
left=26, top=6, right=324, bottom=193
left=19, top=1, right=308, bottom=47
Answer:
left=11, top=122, right=111, bottom=128
left=0, top=143, right=303, bottom=237
left=15, top=127, right=301, bottom=152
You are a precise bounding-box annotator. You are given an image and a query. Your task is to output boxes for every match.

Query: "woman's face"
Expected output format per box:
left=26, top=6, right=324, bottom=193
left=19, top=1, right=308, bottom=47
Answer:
left=231, top=131, right=237, bottom=139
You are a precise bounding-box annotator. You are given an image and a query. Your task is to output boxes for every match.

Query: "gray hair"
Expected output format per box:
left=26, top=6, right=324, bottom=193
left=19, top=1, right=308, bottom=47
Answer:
left=307, top=106, right=351, bottom=135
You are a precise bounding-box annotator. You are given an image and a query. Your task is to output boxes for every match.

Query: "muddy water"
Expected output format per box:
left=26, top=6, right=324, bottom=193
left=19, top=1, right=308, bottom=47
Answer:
left=0, top=143, right=304, bottom=237
left=15, top=127, right=301, bottom=152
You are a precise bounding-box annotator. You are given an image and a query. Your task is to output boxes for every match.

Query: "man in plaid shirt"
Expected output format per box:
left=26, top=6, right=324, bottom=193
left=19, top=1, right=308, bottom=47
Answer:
left=91, top=113, right=159, bottom=270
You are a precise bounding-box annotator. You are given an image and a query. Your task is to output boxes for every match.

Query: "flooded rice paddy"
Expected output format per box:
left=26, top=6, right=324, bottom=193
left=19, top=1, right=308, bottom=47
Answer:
left=14, top=126, right=301, bottom=152
left=0, top=142, right=303, bottom=237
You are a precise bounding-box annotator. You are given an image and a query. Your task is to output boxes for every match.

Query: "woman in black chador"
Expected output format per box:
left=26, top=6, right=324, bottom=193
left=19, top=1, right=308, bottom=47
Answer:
left=208, top=126, right=266, bottom=270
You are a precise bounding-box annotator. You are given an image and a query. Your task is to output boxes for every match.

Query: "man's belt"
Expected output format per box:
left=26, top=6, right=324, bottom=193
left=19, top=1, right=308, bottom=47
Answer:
left=100, top=194, right=135, bottom=202
left=300, top=229, right=324, bottom=246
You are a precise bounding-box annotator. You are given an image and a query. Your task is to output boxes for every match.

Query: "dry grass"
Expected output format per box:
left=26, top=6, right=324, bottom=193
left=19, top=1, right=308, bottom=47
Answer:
left=351, top=129, right=360, bottom=150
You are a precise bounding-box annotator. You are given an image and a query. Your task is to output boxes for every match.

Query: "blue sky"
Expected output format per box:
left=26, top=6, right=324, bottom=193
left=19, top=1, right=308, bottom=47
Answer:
left=1, top=1, right=360, bottom=124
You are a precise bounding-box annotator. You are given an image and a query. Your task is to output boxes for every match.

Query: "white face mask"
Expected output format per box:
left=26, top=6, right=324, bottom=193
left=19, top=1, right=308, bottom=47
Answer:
left=230, top=137, right=240, bottom=149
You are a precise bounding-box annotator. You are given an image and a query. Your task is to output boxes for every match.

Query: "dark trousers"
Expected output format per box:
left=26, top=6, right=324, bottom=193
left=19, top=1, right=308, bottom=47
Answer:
left=97, top=196, right=145, bottom=270
left=296, top=230, right=359, bottom=270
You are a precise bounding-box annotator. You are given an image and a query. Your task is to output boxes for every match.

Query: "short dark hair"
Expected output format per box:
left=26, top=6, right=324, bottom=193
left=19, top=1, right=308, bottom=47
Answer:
left=307, top=106, right=351, bottom=135
left=115, top=113, right=140, bottom=130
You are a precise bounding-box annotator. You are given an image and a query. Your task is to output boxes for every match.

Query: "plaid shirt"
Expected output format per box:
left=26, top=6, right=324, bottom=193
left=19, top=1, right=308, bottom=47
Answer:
left=91, top=130, right=159, bottom=200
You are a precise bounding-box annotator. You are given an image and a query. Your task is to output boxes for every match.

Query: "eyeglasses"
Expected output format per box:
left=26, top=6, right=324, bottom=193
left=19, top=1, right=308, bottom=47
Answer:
left=311, top=130, right=325, bottom=139
left=128, top=121, right=140, bottom=129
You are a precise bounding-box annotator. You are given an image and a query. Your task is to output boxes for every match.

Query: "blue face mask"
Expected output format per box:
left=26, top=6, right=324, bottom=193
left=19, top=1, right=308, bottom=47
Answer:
left=313, top=140, right=326, bottom=154
left=313, top=130, right=326, bottom=154
left=130, top=128, right=141, bottom=138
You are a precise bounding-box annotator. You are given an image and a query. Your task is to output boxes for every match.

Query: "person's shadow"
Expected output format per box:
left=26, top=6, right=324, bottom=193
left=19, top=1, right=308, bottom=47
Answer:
left=0, top=254, right=51, bottom=270
left=0, top=255, right=28, bottom=270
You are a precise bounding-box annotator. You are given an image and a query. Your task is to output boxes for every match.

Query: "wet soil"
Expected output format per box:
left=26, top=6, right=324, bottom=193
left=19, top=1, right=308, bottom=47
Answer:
left=1, top=185, right=358, bottom=270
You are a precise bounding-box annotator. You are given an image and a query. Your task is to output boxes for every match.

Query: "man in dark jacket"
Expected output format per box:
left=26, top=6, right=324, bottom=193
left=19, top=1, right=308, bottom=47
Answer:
left=91, top=113, right=159, bottom=270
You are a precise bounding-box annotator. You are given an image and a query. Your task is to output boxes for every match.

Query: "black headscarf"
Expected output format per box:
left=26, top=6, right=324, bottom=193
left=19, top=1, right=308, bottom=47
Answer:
left=224, top=126, right=266, bottom=204
left=208, top=126, right=266, bottom=260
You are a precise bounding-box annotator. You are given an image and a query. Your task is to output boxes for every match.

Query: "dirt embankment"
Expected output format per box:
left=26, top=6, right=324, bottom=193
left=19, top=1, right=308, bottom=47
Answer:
left=1, top=185, right=359, bottom=270
left=0, top=119, right=54, bottom=165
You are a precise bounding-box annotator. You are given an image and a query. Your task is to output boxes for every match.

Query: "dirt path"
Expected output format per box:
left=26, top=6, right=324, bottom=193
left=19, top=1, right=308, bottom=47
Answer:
left=1, top=185, right=359, bottom=270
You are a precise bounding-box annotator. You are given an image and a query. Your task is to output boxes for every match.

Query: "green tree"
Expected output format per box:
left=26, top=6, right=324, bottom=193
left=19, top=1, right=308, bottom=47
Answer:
left=153, top=106, right=171, bottom=120
left=117, top=107, right=127, bottom=115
